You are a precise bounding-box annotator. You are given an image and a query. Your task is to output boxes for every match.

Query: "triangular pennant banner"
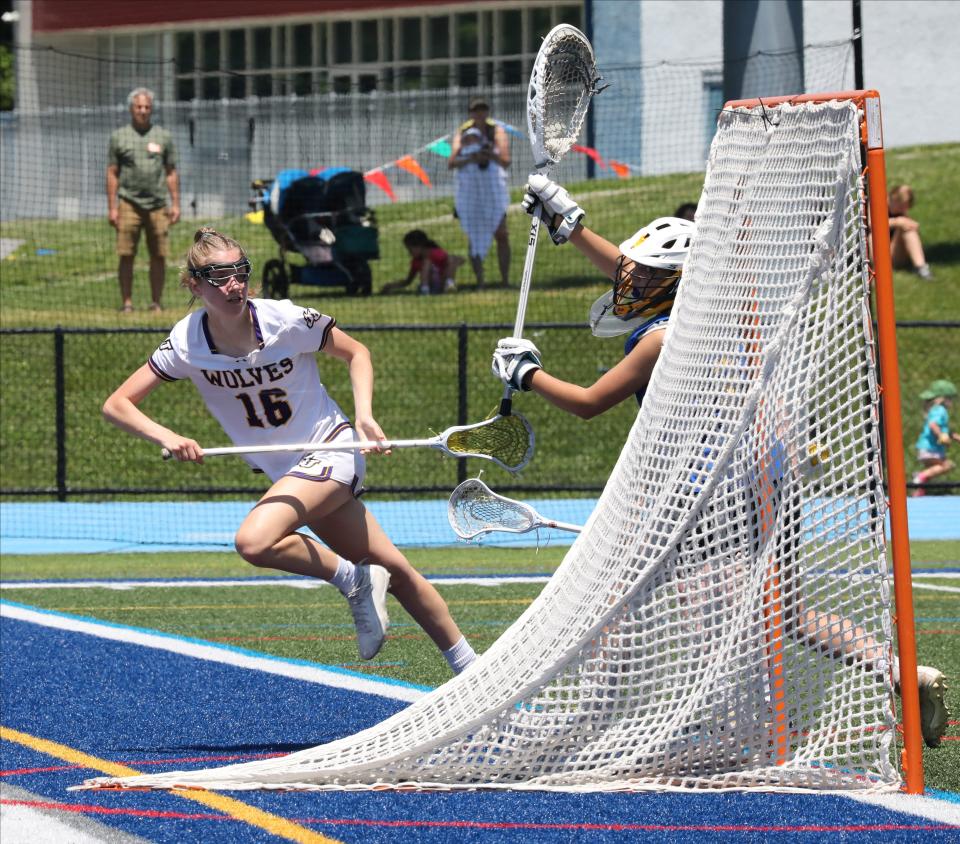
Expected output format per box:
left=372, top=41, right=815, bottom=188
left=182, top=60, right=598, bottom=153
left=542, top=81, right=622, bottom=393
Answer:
left=571, top=144, right=606, bottom=169
left=608, top=159, right=632, bottom=179
left=396, top=155, right=432, bottom=187
left=426, top=139, right=452, bottom=158
left=363, top=169, right=397, bottom=201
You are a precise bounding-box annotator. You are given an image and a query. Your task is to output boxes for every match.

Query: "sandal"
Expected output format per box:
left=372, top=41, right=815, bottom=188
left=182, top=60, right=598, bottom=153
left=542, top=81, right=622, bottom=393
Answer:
left=119, top=304, right=134, bottom=313
left=148, top=303, right=163, bottom=313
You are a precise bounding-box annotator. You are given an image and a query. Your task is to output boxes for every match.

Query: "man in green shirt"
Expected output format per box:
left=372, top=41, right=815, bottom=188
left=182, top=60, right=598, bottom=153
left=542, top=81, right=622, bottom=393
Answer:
left=106, top=87, right=181, bottom=313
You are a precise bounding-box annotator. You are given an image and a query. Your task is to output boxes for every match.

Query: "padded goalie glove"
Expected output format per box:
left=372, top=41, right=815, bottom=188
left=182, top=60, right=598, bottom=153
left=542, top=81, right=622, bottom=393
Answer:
left=491, top=337, right=543, bottom=392
left=521, top=174, right=585, bottom=245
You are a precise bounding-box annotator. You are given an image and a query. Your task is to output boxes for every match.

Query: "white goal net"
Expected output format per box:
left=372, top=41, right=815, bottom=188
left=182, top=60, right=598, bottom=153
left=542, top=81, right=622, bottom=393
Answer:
left=82, top=97, right=900, bottom=792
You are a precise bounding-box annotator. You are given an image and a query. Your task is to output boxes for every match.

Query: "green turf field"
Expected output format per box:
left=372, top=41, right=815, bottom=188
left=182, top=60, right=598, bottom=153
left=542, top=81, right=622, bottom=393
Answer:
left=2, top=539, right=957, bottom=790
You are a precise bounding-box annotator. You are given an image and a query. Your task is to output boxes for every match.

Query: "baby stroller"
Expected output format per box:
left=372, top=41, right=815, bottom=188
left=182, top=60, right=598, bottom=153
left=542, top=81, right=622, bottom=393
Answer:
left=252, top=167, right=379, bottom=298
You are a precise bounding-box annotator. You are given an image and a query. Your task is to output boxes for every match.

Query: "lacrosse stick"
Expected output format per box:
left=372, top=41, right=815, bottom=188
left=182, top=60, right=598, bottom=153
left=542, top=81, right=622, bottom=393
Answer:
left=448, top=477, right=583, bottom=540
left=161, top=414, right=535, bottom=474
left=500, top=23, right=603, bottom=416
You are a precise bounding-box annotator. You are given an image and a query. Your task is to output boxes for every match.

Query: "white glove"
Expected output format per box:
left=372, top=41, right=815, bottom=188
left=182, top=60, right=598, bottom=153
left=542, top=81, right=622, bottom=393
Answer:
left=521, top=174, right=585, bottom=245
left=491, top=336, right=542, bottom=392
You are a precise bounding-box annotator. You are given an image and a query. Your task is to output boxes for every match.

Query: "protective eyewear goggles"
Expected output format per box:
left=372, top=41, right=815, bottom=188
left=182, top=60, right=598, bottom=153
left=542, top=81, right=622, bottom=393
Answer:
left=190, top=258, right=252, bottom=287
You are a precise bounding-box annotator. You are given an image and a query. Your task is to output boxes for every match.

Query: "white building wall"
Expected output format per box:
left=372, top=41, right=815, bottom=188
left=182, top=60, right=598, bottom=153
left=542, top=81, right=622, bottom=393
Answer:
left=596, top=0, right=960, bottom=150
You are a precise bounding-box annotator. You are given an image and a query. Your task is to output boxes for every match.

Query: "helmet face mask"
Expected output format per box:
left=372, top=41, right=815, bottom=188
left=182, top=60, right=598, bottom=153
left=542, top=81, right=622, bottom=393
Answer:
left=589, top=216, right=694, bottom=336
left=612, top=256, right=680, bottom=318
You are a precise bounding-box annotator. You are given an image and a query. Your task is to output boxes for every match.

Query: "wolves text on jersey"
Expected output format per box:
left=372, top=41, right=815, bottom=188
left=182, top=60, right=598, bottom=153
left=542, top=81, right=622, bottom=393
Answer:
left=201, top=357, right=294, bottom=389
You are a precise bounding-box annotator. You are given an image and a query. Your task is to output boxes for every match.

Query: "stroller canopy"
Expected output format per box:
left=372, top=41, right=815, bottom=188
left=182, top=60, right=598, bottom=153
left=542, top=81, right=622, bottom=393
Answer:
left=267, top=167, right=367, bottom=223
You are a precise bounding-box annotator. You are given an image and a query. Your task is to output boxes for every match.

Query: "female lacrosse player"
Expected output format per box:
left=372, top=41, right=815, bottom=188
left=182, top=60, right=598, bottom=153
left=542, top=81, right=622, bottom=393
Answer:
left=491, top=177, right=950, bottom=747
left=103, top=227, right=477, bottom=675
left=493, top=175, right=694, bottom=415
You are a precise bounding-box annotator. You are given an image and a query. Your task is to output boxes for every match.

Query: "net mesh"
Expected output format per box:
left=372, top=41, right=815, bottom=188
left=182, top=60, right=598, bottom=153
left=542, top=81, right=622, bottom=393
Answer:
left=448, top=479, right=542, bottom=538
left=530, top=27, right=599, bottom=167
left=442, top=414, right=535, bottom=473
left=81, top=97, right=899, bottom=793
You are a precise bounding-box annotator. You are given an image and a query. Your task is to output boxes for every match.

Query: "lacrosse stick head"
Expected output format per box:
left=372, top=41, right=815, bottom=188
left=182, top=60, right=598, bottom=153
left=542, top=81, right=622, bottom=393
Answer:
left=527, top=24, right=602, bottom=171
left=447, top=478, right=541, bottom=540
left=441, top=414, right=535, bottom=474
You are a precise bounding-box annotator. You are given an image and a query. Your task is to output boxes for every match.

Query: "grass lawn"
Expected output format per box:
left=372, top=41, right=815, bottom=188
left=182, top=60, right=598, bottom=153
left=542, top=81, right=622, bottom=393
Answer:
left=1, top=144, right=958, bottom=498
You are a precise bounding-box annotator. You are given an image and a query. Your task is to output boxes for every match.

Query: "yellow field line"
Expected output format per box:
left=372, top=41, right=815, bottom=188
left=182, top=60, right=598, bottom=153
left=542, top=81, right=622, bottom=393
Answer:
left=0, top=726, right=341, bottom=844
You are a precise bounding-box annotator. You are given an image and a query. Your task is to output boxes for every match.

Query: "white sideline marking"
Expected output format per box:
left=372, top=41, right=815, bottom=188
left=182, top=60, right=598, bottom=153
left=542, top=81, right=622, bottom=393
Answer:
left=0, top=601, right=426, bottom=703
left=2, top=573, right=956, bottom=593
left=844, top=790, right=960, bottom=825
left=0, top=575, right=554, bottom=591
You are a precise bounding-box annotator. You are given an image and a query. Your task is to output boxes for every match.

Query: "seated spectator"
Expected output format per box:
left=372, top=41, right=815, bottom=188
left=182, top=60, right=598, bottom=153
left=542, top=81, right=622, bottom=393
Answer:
left=381, top=230, right=465, bottom=295
left=888, top=184, right=932, bottom=279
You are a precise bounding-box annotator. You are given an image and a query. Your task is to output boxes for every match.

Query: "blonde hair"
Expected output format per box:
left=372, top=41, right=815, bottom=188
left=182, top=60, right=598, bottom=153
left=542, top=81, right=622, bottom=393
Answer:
left=180, top=227, right=247, bottom=290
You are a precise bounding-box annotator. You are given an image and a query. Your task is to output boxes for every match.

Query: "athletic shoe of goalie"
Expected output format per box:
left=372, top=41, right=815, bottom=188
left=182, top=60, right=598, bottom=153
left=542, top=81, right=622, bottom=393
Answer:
left=346, top=564, right=390, bottom=660
left=590, top=216, right=695, bottom=337
left=916, top=665, right=950, bottom=748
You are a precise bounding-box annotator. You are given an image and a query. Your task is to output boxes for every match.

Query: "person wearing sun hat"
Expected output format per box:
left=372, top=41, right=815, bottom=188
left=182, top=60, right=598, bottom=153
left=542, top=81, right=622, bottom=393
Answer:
left=913, top=379, right=960, bottom=497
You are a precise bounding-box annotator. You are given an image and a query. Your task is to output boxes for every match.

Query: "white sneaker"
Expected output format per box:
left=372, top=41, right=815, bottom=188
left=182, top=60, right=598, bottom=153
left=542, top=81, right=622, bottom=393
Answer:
left=346, top=564, right=390, bottom=660
left=917, top=665, right=949, bottom=748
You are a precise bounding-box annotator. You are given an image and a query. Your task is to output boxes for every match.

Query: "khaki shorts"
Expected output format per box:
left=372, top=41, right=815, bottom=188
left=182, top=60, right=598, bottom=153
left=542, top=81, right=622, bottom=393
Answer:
left=116, top=199, right=170, bottom=258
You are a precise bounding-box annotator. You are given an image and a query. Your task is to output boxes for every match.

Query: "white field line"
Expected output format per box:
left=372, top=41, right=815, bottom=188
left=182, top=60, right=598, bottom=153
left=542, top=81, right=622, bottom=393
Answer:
left=0, top=601, right=426, bottom=703
left=2, top=573, right=957, bottom=592
left=0, top=575, right=554, bottom=590
left=843, top=790, right=960, bottom=825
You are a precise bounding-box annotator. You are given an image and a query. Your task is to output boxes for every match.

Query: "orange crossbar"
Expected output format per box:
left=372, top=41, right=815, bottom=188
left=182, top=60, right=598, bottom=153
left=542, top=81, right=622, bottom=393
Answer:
left=723, top=91, right=923, bottom=792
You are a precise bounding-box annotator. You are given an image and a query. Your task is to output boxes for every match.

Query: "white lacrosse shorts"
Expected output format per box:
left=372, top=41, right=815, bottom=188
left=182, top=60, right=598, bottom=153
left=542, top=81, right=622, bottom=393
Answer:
left=284, top=422, right=366, bottom=496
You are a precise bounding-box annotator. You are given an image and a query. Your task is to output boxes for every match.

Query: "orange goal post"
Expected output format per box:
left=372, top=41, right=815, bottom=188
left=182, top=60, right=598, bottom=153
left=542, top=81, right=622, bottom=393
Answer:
left=82, top=90, right=923, bottom=795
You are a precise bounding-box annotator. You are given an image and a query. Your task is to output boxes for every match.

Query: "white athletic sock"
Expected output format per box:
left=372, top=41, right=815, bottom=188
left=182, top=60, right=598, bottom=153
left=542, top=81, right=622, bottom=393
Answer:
left=329, top=556, right=359, bottom=596
left=442, top=636, right=477, bottom=675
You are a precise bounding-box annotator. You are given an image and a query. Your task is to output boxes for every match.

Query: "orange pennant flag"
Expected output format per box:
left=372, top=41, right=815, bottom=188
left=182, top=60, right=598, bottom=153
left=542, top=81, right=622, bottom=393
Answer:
left=571, top=144, right=606, bottom=169
left=363, top=169, right=397, bottom=201
left=396, top=155, right=432, bottom=187
left=608, top=159, right=631, bottom=179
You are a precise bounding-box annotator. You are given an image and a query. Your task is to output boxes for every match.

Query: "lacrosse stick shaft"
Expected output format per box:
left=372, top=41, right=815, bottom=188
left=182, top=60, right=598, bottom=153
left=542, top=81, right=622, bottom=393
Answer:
left=499, top=180, right=546, bottom=417
left=161, top=438, right=437, bottom=459
left=541, top=519, right=582, bottom=533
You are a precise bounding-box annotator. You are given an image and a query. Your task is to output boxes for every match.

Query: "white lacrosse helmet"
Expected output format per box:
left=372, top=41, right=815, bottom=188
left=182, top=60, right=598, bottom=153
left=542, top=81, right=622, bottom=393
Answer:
left=589, top=217, right=695, bottom=337
left=618, top=217, right=695, bottom=271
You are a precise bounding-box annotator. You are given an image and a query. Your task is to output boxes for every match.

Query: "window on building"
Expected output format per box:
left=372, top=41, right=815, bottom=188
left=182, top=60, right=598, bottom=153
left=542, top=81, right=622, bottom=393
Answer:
left=704, top=77, right=724, bottom=157
left=168, top=1, right=583, bottom=100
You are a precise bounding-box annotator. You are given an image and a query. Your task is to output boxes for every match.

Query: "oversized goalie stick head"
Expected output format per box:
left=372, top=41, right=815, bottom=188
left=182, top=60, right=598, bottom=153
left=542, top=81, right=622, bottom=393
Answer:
left=527, top=25, right=604, bottom=171
left=590, top=217, right=695, bottom=337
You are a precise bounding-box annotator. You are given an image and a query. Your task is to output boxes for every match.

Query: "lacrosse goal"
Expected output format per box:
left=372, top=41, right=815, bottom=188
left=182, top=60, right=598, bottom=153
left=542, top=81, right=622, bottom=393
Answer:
left=83, top=91, right=921, bottom=793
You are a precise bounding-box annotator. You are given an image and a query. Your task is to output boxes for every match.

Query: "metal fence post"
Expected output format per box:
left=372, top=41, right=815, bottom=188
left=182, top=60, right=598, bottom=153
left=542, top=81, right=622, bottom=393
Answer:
left=54, top=327, right=67, bottom=501
left=457, top=323, right=468, bottom=484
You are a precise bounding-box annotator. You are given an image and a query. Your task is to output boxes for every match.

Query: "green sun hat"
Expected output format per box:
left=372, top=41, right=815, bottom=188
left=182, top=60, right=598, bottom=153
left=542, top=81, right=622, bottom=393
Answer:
left=920, top=379, right=958, bottom=400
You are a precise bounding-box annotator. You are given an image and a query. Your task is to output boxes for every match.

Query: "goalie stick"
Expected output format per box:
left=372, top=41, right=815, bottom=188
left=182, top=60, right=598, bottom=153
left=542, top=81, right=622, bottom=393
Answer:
left=500, top=23, right=603, bottom=416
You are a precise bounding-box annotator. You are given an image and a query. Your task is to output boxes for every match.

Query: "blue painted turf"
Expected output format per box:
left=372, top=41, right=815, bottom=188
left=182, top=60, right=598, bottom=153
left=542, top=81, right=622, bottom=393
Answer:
left=2, top=496, right=958, bottom=554
left=3, top=609, right=958, bottom=843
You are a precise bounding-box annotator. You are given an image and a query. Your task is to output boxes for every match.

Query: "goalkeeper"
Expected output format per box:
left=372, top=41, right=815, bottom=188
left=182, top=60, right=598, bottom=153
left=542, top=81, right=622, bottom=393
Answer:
left=491, top=176, right=950, bottom=748
left=103, top=227, right=477, bottom=676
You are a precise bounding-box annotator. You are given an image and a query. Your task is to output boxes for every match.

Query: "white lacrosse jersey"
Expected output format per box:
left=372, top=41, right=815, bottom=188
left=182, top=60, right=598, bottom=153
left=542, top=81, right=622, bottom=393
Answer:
left=148, top=298, right=351, bottom=479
